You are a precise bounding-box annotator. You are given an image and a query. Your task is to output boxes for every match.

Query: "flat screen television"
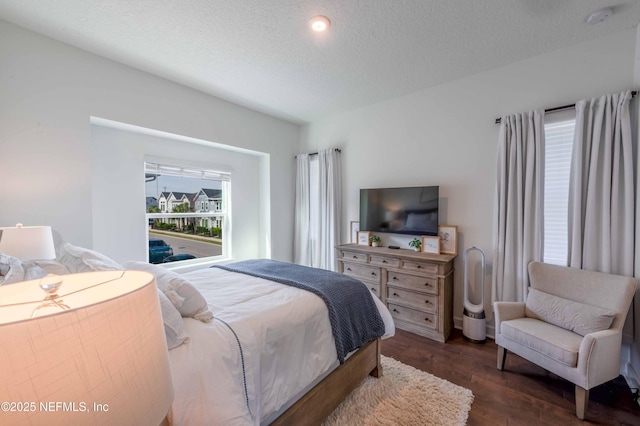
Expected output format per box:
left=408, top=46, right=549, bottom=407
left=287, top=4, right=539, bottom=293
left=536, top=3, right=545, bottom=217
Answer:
left=360, top=186, right=439, bottom=236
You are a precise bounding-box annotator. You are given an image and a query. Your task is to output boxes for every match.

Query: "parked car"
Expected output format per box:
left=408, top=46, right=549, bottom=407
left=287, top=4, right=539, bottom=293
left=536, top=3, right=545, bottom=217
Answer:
left=162, top=254, right=196, bottom=263
left=148, top=239, right=173, bottom=264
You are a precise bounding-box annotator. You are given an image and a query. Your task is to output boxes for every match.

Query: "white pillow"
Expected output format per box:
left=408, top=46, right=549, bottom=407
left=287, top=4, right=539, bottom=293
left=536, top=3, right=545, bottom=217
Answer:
left=124, top=261, right=213, bottom=323
left=0, top=253, right=48, bottom=284
left=0, top=252, right=25, bottom=284
left=525, top=288, right=615, bottom=336
left=23, top=259, right=71, bottom=276
left=157, top=290, right=189, bottom=349
left=23, top=264, right=47, bottom=280
left=57, top=243, right=122, bottom=273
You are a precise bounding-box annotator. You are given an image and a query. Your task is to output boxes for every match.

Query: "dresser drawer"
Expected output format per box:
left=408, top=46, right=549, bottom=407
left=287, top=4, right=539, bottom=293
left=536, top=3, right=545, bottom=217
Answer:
left=387, top=287, right=437, bottom=313
left=370, top=255, right=401, bottom=268
left=362, top=281, right=381, bottom=299
left=402, top=260, right=438, bottom=275
left=341, top=251, right=368, bottom=262
left=387, top=271, right=438, bottom=295
left=388, top=302, right=437, bottom=330
left=342, top=262, right=382, bottom=283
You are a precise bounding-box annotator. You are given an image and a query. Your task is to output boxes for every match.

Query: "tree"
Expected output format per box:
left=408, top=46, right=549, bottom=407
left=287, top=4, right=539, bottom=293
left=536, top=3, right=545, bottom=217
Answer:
left=147, top=205, right=160, bottom=213
left=172, top=203, right=191, bottom=213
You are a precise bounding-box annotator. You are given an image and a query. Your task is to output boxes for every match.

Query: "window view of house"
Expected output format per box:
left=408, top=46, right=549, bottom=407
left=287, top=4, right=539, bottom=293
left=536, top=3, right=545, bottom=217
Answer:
left=145, top=162, right=230, bottom=264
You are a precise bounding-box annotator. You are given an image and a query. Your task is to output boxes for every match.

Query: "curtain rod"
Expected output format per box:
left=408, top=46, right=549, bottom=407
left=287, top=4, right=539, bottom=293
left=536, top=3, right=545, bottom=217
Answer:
left=295, top=148, right=341, bottom=158
left=494, top=90, right=637, bottom=125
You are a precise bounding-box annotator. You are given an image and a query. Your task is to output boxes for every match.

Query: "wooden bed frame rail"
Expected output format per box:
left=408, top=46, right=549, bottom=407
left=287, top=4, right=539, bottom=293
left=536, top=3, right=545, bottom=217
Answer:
left=271, top=338, right=382, bottom=425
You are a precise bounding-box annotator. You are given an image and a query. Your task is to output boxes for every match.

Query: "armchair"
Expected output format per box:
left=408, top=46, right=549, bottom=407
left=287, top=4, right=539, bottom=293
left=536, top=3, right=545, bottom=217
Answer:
left=494, top=261, right=636, bottom=420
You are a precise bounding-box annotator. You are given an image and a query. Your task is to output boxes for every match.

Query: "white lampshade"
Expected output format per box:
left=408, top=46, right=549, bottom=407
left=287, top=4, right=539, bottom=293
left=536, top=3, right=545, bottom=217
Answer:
left=0, top=270, right=174, bottom=425
left=0, top=224, right=56, bottom=260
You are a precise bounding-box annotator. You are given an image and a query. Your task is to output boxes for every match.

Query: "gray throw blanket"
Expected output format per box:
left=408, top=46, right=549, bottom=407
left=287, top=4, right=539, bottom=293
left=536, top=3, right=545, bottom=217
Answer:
left=213, top=259, right=385, bottom=364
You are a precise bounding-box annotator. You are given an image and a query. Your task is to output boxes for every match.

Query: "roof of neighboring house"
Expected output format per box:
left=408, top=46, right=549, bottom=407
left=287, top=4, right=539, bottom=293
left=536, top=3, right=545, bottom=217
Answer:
left=198, top=188, right=222, bottom=199
left=170, top=192, right=196, bottom=201
left=157, top=189, right=220, bottom=203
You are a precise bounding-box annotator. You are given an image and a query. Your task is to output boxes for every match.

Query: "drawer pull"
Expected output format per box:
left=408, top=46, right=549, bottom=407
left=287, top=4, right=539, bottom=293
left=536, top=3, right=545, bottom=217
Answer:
left=393, top=276, right=398, bottom=280
left=425, top=300, right=430, bottom=304
left=424, top=317, right=430, bottom=322
left=417, top=265, right=421, bottom=269
left=424, top=282, right=431, bottom=287
left=382, top=260, right=387, bottom=263
left=347, top=268, right=352, bottom=271
left=393, top=292, right=399, bottom=296
left=393, top=309, right=399, bottom=313
left=371, top=272, right=376, bottom=276
left=353, top=255, right=358, bottom=259
left=371, top=287, right=377, bottom=292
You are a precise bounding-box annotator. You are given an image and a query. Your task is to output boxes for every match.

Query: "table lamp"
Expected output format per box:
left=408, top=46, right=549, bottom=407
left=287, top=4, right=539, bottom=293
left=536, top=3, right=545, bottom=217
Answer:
left=0, top=270, right=174, bottom=425
left=0, top=223, right=56, bottom=260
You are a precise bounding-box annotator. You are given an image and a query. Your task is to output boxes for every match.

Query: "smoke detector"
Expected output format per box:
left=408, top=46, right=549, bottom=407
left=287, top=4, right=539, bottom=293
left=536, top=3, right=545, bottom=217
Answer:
left=585, top=7, right=612, bottom=24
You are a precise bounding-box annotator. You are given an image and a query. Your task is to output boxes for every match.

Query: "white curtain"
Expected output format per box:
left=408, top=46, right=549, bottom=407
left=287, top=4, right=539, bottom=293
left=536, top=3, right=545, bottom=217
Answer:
left=567, top=90, right=634, bottom=276
left=294, top=154, right=311, bottom=266
left=492, top=111, right=545, bottom=302
left=293, top=149, right=342, bottom=270
left=317, top=149, right=342, bottom=270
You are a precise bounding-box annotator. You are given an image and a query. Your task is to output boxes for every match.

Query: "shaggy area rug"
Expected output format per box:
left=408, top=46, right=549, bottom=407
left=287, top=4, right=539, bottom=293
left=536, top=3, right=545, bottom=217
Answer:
left=322, top=356, right=474, bottom=426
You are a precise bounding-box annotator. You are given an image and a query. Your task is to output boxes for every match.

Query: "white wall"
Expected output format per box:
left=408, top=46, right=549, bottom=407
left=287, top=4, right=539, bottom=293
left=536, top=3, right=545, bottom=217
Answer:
left=91, top=124, right=264, bottom=264
left=300, top=29, right=637, bottom=333
left=0, top=20, right=299, bottom=262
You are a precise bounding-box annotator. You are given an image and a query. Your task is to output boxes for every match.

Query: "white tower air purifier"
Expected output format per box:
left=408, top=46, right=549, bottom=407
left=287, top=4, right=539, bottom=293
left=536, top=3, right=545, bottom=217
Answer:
left=462, top=246, right=486, bottom=343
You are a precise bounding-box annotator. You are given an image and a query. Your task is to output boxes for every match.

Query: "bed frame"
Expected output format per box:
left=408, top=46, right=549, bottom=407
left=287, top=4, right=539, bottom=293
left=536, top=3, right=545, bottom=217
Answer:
left=271, top=338, right=382, bottom=425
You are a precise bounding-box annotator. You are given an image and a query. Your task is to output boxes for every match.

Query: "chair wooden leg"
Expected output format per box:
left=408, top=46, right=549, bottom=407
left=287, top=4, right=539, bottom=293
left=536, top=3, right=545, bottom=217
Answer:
left=497, top=346, right=507, bottom=370
left=575, top=385, right=589, bottom=420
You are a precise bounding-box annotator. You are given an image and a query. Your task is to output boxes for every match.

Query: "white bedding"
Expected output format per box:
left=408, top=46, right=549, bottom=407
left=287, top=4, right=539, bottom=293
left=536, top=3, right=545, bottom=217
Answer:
left=167, top=267, right=394, bottom=425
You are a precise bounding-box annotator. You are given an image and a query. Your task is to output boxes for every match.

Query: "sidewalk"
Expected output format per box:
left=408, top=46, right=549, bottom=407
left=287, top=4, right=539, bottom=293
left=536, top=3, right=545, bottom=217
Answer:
left=149, top=229, right=222, bottom=245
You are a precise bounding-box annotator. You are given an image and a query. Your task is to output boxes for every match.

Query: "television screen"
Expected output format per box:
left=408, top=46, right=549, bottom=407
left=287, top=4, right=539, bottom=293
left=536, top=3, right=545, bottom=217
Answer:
left=360, top=186, right=439, bottom=236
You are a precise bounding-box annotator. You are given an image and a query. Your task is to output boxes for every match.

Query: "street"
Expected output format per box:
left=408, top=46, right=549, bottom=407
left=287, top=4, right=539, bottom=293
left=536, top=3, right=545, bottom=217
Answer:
left=150, top=232, right=222, bottom=259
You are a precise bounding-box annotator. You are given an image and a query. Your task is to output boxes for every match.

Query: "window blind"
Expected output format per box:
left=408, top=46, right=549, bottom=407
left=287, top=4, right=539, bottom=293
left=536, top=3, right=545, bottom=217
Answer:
left=543, top=110, right=576, bottom=266
left=145, top=162, right=231, bottom=181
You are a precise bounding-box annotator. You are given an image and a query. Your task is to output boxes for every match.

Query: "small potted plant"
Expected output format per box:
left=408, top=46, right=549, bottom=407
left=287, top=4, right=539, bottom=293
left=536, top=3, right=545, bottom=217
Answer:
left=369, top=235, right=381, bottom=247
left=409, top=237, right=422, bottom=251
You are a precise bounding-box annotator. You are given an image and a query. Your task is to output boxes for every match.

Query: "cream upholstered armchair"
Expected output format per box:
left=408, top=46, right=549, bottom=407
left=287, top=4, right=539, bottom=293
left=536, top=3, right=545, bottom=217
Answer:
left=494, top=261, right=636, bottom=420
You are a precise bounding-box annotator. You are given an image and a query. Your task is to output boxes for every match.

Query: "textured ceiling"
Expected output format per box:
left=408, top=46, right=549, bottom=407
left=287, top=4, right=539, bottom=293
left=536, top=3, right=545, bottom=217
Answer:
left=1, top=0, right=639, bottom=124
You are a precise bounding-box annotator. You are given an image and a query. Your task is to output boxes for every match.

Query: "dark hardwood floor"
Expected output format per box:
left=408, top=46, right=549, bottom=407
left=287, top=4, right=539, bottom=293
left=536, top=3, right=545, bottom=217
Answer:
left=381, top=329, right=640, bottom=425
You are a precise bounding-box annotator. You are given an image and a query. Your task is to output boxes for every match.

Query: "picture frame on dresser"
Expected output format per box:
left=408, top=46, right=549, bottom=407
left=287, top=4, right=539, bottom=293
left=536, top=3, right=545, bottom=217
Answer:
left=421, top=236, right=440, bottom=254
left=357, top=231, right=370, bottom=246
left=438, top=225, right=458, bottom=255
left=350, top=221, right=360, bottom=243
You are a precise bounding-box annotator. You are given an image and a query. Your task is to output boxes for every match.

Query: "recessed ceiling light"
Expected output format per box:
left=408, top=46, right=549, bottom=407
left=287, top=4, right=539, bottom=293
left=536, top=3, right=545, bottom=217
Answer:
left=310, top=16, right=330, bottom=32
left=585, top=7, right=612, bottom=24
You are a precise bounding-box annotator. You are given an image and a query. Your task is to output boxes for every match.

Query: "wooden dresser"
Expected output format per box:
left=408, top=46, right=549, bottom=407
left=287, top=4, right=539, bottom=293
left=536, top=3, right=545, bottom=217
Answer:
left=336, top=243, right=456, bottom=343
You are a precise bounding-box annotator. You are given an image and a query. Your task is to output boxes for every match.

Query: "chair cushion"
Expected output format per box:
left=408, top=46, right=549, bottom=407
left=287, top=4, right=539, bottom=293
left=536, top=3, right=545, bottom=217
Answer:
left=525, top=288, right=615, bottom=336
left=501, top=318, right=583, bottom=367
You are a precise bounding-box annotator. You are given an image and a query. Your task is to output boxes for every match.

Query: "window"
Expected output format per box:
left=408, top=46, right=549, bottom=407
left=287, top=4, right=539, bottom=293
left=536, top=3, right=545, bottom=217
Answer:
left=543, top=110, right=576, bottom=266
left=145, top=161, right=231, bottom=264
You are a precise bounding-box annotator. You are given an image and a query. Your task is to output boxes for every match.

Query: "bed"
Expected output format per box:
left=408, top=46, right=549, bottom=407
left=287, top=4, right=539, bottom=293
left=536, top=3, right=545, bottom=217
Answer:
left=126, top=259, right=395, bottom=425
left=0, top=243, right=394, bottom=426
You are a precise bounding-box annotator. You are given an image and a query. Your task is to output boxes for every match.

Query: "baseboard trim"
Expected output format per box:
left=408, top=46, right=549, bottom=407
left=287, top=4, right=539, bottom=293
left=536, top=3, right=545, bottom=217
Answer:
left=623, top=361, right=640, bottom=388
left=621, top=336, right=640, bottom=391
